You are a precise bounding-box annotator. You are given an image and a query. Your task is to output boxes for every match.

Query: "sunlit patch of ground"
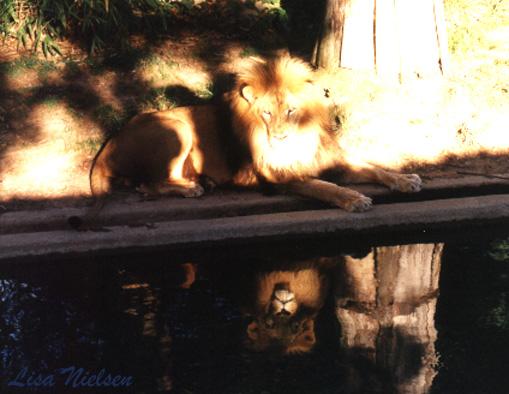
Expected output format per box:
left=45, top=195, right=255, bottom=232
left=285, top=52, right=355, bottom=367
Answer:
left=134, top=36, right=213, bottom=98
left=314, top=0, right=509, bottom=173
left=136, top=54, right=211, bottom=94
left=0, top=103, right=101, bottom=200
left=316, top=67, right=509, bottom=171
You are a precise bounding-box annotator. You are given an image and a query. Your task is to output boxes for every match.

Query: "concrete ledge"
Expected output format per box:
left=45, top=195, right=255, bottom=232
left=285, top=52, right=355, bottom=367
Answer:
left=0, top=191, right=313, bottom=234
left=2, top=175, right=509, bottom=235
left=2, top=194, right=509, bottom=262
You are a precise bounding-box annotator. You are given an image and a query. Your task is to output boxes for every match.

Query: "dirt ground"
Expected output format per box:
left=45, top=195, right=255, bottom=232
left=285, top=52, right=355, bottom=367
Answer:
left=0, top=2, right=508, bottom=211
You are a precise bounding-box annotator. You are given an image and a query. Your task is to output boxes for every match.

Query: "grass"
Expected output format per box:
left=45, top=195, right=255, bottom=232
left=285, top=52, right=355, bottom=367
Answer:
left=75, top=137, right=103, bottom=155
left=140, top=88, right=177, bottom=112
left=36, top=60, right=57, bottom=79
left=0, top=56, right=54, bottom=76
left=137, top=54, right=180, bottom=84
left=63, top=60, right=81, bottom=78
left=0, top=55, right=58, bottom=86
left=93, top=105, right=126, bottom=132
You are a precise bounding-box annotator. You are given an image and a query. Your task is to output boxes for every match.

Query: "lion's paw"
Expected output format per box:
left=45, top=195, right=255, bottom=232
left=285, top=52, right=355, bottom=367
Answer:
left=391, top=174, right=422, bottom=193
left=344, top=195, right=373, bottom=213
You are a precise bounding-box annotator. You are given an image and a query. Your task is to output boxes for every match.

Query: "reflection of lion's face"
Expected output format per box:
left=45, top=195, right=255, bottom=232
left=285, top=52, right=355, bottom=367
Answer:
left=229, top=55, right=338, bottom=183
left=245, top=268, right=328, bottom=354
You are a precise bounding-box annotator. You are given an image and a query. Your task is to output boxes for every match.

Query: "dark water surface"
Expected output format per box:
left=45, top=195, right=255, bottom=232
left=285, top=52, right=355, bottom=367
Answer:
left=1, top=229, right=508, bottom=393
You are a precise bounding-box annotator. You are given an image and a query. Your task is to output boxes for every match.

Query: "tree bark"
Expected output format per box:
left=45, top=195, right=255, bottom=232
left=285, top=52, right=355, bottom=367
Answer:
left=335, top=243, right=443, bottom=393
left=312, top=0, right=449, bottom=81
left=312, top=0, right=345, bottom=70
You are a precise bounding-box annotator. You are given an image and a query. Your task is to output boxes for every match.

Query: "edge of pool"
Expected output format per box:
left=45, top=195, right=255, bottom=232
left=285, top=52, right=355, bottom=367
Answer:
left=2, top=190, right=509, bottom=263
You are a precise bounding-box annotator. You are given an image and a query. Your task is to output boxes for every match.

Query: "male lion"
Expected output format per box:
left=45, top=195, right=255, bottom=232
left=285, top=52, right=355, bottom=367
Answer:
left=206, top=255, right=335, bottom=354
left=242, top=258, right=332, bottom=354
left=76, top=54, right=421, bottom=226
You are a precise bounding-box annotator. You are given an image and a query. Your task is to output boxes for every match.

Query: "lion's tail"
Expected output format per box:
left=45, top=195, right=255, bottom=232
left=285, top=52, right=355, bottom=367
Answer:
left=68, top=146, right=112, bottom=230
left=89, top=152, right=112, bottom=197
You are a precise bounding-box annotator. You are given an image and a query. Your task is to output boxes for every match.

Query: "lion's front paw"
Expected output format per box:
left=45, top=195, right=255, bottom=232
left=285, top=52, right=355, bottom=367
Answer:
left=391, top=174, right=422, bottom=193
left=343, top=194, right=373, bottom=213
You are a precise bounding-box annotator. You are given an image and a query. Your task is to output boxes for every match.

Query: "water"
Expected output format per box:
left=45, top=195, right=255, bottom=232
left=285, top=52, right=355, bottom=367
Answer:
left=0, top=231, right=508, bottom=393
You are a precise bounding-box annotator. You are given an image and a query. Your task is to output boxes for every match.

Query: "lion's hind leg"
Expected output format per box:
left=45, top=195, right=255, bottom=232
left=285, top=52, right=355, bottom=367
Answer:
left=285, top=179, right=372, bottom=212
left=141, top=116, right=205, bottom=198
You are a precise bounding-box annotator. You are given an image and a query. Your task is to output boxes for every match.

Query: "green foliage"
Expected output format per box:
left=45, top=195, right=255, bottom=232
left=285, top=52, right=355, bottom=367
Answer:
left=0, top=0, right=289, bottom=56
left=0, top=0, right=179, bottom=55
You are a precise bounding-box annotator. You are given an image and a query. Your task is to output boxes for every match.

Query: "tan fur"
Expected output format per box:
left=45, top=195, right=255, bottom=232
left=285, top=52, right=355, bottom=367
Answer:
left=256, top=269, right=324, bottom=310
left=85, top=54, right=422, bottom=218
left=245, top=265, right=329, bottom=354
left=90, top=106, right=231, bottom=198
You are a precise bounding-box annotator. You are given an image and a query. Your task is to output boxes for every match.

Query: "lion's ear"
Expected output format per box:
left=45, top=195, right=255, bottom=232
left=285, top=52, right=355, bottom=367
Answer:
left=241, top=85, right=256, bottom=104
left=247, top=321, right=259, bottom=340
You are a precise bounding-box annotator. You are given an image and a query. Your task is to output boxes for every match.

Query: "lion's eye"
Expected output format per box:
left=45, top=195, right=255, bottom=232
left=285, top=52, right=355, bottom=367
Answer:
left=262, top=110, right=272, bottom=120
left=287, top=107, right=296, bottom=116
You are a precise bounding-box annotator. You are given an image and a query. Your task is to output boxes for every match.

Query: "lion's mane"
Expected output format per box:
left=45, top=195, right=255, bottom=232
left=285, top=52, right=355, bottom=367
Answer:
left=227, top=55, right=342, bottom=184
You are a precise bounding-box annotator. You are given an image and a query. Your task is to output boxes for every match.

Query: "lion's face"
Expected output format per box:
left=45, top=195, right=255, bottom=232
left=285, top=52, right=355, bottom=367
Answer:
left=245, top=86, right=324, bottom=175
left=243, top=86, right=305, bottom=142
left=229, top=55, right=336, bottom=182
left=245, top=268, right=326, bottom=354
left=246, top=283, right=317, bottom=354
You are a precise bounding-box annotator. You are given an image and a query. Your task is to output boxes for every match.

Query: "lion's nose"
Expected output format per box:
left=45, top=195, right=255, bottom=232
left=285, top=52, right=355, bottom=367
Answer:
left=275, top=289, right=294, bottom=303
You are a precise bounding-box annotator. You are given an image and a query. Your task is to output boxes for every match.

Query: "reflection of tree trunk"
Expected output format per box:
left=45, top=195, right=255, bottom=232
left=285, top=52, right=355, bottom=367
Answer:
left=313, top=0, right=449, bottom=81
left=335, top=243, right=443, bottom=393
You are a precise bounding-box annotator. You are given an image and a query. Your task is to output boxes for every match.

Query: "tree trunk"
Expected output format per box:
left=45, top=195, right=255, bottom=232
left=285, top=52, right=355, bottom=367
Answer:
left=312, top=0, right=345, bottom=70
left=312, top=0, right=449, bottom=81
left=334, top=243, right=443, bottom=393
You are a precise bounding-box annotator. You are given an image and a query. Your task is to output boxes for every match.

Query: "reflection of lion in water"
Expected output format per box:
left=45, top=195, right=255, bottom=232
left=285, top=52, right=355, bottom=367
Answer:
left=84, top=54, right=421, bottom=217
left=243, top=259, right=332, bottom=354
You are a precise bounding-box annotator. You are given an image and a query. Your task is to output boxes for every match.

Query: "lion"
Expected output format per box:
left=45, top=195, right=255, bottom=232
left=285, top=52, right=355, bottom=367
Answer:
left=242, top=258, right=332, bottom=354
left=71, top=54, right=421, bottom=228
left=205, top=255, right=336, bottom=354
